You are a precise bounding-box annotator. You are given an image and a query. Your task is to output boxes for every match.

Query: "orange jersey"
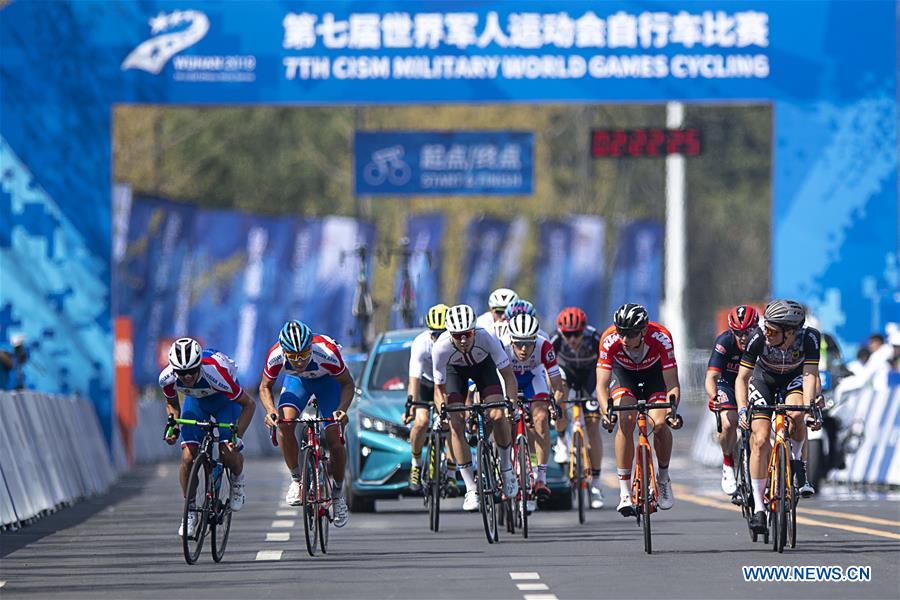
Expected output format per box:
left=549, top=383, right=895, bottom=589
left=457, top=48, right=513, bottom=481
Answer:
left=597, top=321, right=677, bottom=372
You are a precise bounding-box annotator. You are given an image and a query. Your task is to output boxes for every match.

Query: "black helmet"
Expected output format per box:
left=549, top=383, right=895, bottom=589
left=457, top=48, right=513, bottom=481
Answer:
left=764, top=299, right=805, bottom=329
left=614, top=303, right=649, bottom=332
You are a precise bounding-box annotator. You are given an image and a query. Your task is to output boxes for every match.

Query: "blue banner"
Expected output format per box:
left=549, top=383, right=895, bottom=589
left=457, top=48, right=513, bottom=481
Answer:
left=355, top=131, right=533, bottom=196
left=607, top=219, right=664, bottom=322
left=459, top=217, right=511, bottom=310
left=390, top=214, right=445, bottom=329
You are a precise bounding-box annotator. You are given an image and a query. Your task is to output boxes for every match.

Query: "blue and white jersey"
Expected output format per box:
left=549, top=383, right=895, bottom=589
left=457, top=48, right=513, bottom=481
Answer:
left=159, top=349, right=243, bottom=402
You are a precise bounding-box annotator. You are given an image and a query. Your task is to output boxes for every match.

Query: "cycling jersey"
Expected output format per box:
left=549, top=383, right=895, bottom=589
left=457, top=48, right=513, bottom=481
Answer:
left=408, top=330, right=436, bottom=383
left=597, top=322, right=677, bottom=373
left=431, top=327, right=510, bottom=385
left=503, top=335, right=560, bottom=380
left=159, top=349, right=242, bottom=402
left=263, top=334, right=346, bottom=380
left=475, top=311, right=498, bottom=331
left=707, top=330, right=745, bottom=388
left=551, top=325, right=602, bottom=395
left=739, top=327, right=820, bottom=376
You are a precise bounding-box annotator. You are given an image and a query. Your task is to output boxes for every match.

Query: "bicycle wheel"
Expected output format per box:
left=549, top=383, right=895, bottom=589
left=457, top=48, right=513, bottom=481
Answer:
left=572, top=432, right=586, bottom=524
left=318, top=458, right=332, bottom=554
left=788, top=477, right=797, bottom=549
left=640, top=445, right=652, bottom=554
left=516, top=440, right=529, bottom=539
left=210, top=465, right=233, bottom=563
left=431, top=430, right=443, bottom=532
left=773, top=444, right=787, bottom=553
left=476, top=440, right=498, bottom=544
left=182, top=453, right=211, bottom=565
left=299, top=446, right=319, bottom=556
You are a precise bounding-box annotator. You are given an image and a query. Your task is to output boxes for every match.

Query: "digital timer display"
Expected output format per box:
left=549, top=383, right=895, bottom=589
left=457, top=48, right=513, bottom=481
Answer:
left=590, top=128, right=702, bottom=157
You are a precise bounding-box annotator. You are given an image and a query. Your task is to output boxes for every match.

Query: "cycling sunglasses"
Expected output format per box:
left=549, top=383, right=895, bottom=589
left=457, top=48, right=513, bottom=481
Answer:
left=616, top=327, right=644, bottom=339
left=450, top=330, right=474, bottom=341
left=491, top=308, right=506, bottom=315
left=562, top=330, right=583, bottom=338
left=174, top=366, right=201, bottom=379
left=763, top=324, right=784, bottom=337
left=284, top=347, right=312, bottom=362
left=731, top=328, right=754, bottom=339
left=511, top=339, right=536, bottom=349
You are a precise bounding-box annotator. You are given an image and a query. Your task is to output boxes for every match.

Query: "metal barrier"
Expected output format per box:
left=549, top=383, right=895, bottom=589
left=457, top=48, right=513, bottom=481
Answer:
left=0, top=391, right=118, bottom=529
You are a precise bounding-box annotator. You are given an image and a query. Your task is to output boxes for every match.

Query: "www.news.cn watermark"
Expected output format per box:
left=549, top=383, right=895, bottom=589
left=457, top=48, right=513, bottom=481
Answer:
left=743, top=565, right=872, bottom=582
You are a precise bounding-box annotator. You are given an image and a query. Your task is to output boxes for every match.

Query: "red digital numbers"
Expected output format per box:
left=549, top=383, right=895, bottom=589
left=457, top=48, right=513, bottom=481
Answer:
left=590, top=128, right=701, bottom=157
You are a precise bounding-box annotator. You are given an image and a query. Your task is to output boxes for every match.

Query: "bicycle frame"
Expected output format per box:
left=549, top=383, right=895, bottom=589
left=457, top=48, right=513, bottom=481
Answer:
left=567, top=398, right=592, bottom=483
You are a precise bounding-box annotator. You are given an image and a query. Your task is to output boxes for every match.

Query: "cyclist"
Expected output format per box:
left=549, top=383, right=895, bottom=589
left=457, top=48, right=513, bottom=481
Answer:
left=504, top=299, right=550, bottom=339
left=503, top=313, right=565, bottom=509
left=705, top=305, right=760, bottom=497
left=259, top=320, right=355, bottom=528
left=596, top=304, right=682, bottom=517
left=551, top=306, right=605, bottom=509
left=161, top=338, right=256, bottom=537
left=432, top=304, right=520, bottom=511
left=475, top=288, right=519, bottom=332
left=736, top=300, right=822, bottom=534
left=405, top=303, right=450, bottom=492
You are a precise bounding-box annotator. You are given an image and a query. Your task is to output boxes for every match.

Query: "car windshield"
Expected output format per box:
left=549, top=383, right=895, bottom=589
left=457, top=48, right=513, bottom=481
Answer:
left=367, top=344, right=411, bottom=392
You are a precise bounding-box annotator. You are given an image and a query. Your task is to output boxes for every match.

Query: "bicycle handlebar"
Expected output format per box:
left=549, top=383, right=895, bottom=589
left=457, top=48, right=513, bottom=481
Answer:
left=608, top=401, right=677, bottom=412
left=166, top=416, right=238, bottom=443
left=441, top=399, right=510, bottom=417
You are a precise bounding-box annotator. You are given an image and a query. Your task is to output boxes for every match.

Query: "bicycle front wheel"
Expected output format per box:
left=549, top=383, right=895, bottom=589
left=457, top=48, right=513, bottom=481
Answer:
left=318, top=459, right=332, bottom=554
left=429, top=430, right=442, bottom=532
left=573, top=432, right=586, bottom=524
left=640, top=445, right=652, bottom=555
left=516, top=439, right=529, bottom=539
left=182, top=454, right=211, bottom=565
left=476, top=440, right=498, bottom=544
left=299, top=447, right=319, bottom=556
left=210, top=465, right=233, bottom=563
left=774, top=444, right=787, bottom=553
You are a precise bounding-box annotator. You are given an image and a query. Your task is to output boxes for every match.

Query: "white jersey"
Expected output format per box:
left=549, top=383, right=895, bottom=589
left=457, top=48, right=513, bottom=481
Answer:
left=431, top=327, right=511, bottom=385
left=263, top=334, right=346, bottom=380
left=159, top=350, right=242, bottom=401
left=408, top=330, right=435, bottom=382
left=475, top=311, right=496, bottom=331
left=503, top=335, right=561, bottom=379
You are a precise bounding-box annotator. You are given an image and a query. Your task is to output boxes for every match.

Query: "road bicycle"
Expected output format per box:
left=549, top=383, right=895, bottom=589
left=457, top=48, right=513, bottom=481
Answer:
left=386, top=236, right=431, bottom=329
left=566, top=396, right=596, bottom=525
left=405, top=398, right=457, bottom=532
left=606, top=394, right=682, bottom=555
left=508, top=392, right=536, bottom=538
left=441, top=398, right=510, bottom=544
left=342, top=245, right=375, bottom=351
left=166, top=416, right=237, bottom=564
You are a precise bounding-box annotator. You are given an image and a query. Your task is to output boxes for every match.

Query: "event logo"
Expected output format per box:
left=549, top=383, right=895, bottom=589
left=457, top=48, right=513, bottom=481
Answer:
left=363, top=146, right=412, bottom=186
left=122, top=10, right=210, bottom=74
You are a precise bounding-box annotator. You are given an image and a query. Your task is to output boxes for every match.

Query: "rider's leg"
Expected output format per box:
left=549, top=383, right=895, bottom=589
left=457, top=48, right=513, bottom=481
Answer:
left=614, top=392, right=637, bottom=497
left=586, top=415, right=603, bottom=473
left=324, top=424, right=346, bottom=494
left=446, top=391, right=475, bottom=493
left=749, top=414, right=772, bottom=512
left=277, top=406, right=301, bottom=477
left=649, top=404, right=673, bottom=480
left=409, top=407, right=430, bottom=466
left=180, top=444, right=200, bottom=496
left=786, top=390, right=807, bottom=459
left=531, top=400, right=551, bottom=482
left=486, top=394, right=512, bottom=469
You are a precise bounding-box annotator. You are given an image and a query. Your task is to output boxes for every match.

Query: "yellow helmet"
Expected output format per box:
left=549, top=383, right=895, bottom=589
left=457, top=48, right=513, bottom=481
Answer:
left=425, top=303, right=449, bottom=331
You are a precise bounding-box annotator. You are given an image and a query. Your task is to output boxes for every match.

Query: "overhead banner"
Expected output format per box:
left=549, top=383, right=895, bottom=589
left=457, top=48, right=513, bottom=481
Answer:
left=355, top=131, right=533, bottom=196
left=390, top=214, right=445, bottom=330
left=458, top=217, right=511, bottom=310
left=534, top=216, right=606, bottom=327
left=607, top=219, right=664, bottom=322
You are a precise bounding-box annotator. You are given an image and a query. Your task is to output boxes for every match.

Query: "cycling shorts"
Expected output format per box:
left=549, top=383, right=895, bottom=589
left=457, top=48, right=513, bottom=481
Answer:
left=559, top=365, right=597, bottom=398
left=711, top=380, right=737, bottom=411
left=180, top=394, right=241, bottom=446
left=514, top=372, right=550, bottom=402
left=445, top=357, right=502, bottom=403
left=748, top=367, right=803, bottom=420
left=416, top=378, right=435, bottom=405
left=610, top=363, right=667, bottom=403
left=279, top=374, right=341, bottom=425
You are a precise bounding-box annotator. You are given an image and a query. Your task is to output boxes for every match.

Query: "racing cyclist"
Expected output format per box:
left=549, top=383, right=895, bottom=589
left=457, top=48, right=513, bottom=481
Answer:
left=736, top=300, right=822, bottom=534
left=405, top=303, right=451, bottom=492
left=161, top=338, right=256, bottom=537
left=596, top=304, right=682, bottom=516
left=259, top=320, right=355, bottom=528
left=432, top=304, right=520, bottom=511
left=705, top=305, right=760, bottom=497
left=475, top=288, right=519, bottom=332
left=504, top=299, right=550, bottom=339
left=551, top=306, right=605, bottom=509
left=503, top=313, right=565, bottom=509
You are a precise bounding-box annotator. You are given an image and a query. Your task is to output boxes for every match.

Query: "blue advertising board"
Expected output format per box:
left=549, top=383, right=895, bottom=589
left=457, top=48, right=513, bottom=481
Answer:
left=355, top=131, right=533, bottom=196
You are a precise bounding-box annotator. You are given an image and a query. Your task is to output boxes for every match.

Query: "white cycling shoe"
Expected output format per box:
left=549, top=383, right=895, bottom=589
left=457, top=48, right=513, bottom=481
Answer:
left=333, top=495, right=349, bottom=528
left=526, top=499, right=537, bottom=513
left=553, top=440, right=569, bottom=464
left=230, top=478, right=245, bottom=511
left=501, top=469, right=519, bottom=499
left=657, top=477, right=674, bottom=510
left=285, top=480, right=302, bottom=506
left=463, top=490, right=480, bottom=511
left=721, top=465, right=737, bottom=495
left=178, top=511, right=199, bottom=538
left=590, top=485, right=604, bottom=509
left=617, top=494, right=635, bottom=517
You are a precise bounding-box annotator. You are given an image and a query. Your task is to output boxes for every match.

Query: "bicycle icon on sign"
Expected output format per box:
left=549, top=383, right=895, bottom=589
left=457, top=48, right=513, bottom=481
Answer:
left=363, top=146, right=412, bottom=186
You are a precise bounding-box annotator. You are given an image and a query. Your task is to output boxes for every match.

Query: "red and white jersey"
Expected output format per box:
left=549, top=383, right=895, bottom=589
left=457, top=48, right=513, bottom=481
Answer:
left=159, top=350, right=242, bottom=401
left=263, top=334, right=346, bottom=380
left=597, top=322, right=677, bottom=372
left=503, top=335, right=561, bottom=379
left=431, top=327, right=511, bottom=385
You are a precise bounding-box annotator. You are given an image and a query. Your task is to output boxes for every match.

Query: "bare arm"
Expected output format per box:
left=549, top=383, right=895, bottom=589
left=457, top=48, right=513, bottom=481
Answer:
left=802, top=363, right=819, bottom=407
left=259, top=376, right=278, bottom=427
left=233, top=390, right=256, bottom=437
left=335, top=368, right=356, bottom=414
left=499, top=364, right=518, bottom=401
left=663, top=366, right=681, bottom=407
left=705, top=369, right=720, bottom=400
left=596, top=367, right=612, bottom=415
left=735, top=365, right=753, bottom=412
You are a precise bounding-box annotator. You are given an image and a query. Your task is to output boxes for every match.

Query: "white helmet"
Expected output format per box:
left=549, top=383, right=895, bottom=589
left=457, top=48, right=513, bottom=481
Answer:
left=446, top=304, right=476, bottom=333
left=488, top=288, right=518, bottom=310
left=168, top=337, right=203, bottom=371
left=508, top=313, right=540, bottom=342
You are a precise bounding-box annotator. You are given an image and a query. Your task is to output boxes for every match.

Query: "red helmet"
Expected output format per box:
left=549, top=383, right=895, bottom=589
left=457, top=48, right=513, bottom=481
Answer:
left=557, top=307, right=587, bottom=333
left=727, top=305, right=759, bottom=332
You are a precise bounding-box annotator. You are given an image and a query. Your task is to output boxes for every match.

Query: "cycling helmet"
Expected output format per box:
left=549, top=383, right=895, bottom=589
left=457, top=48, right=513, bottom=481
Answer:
left=169, top=337, right=202, bottom=370
left=488, top=288, right=518, bottom=310
left=557, top=307, right=587, bottom=333
left=614, top=303, right=649, bottom=332
left=508, top=313, right=540, bottom=342
left=279, top=320, right=312, bottom=352
left=763, top=299, right=805, bottom=329
left=425, top=303, right=449, bottom=331
left=728, top=305, right=760, bottom=332
left=446, top=304, right=476, bottom=333
left=504, top=299, right=536, bottom=320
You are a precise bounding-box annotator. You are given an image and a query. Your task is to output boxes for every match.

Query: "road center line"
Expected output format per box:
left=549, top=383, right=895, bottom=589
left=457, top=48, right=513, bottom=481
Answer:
left=0, top=581, right=6, bottom=588
left=266, top=532, right=290, bottom=542
left=523, top=595, right=557, bottom=600
left=271, top=520, right=295, bottom=528
left=797, top=506, right=900, bottom=527
left=276, top=509, right=298, bottom=517
left=255, top=550, right=283, bottom=561
left=510, top=572, right=540, bottom=580
left=517, top=583, right=549, bottom=590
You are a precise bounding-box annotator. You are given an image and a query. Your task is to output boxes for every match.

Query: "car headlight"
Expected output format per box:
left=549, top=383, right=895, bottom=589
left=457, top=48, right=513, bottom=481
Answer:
left=359, top=413, right=408, bottom=439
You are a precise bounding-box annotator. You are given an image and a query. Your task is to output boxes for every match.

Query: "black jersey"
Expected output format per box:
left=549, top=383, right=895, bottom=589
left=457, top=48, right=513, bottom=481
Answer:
left=550, top=325, right=602, bottom=372
left=740, top=326, right=821, bottom=376
left=707, top=330, right=745, bottom=387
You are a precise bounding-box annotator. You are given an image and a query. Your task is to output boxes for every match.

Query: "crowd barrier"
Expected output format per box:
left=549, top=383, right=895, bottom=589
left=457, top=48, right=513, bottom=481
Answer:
left=690, top=383, right=900, bottom=487
left=0, top=391, right=118, bottom=529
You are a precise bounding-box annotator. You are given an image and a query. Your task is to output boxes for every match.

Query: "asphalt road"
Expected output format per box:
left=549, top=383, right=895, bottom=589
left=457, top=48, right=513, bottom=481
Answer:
left=2, top=447, right=899, bottom=599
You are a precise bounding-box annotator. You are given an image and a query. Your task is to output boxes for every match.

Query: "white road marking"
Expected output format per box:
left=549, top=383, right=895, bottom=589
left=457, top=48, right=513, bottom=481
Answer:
left=523, top=594, right=558, bottom=600
left=271, top=520, right=295, bottom=528
left=510, top=572, right=541, bottom=580
left=276, top=509, right=298, bottom=517
left=0, top=581, right=6, bottom=588
left=517, top=583, right=549, bottom=591
left=266, top=532, right=290, bottom=542
left=255, top=550, right=283, bottom=561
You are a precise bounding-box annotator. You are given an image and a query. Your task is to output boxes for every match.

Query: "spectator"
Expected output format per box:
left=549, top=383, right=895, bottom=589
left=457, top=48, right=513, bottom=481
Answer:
left=846, top=347, right=871, bottom=376
left=836, top=325, right=899, bottom=396
left=867, top=333, right=885, bottom=355
left=0, top=334, right=28, bottom=391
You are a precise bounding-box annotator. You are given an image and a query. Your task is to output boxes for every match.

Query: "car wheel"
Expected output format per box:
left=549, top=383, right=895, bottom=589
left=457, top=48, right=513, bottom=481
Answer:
left=544, top=489, right=573, bottom=511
